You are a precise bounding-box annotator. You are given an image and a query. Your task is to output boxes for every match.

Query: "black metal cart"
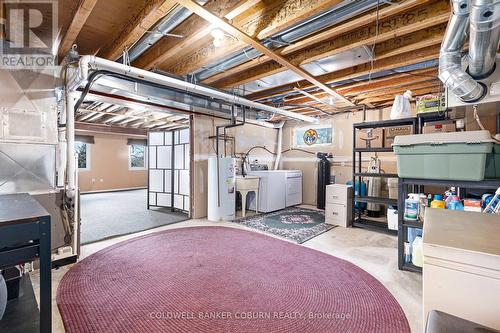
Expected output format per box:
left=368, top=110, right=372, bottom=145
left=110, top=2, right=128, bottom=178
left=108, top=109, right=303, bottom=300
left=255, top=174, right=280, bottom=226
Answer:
left=398, top=178, right=500, bottom=272
left=0, top=193, right=52, bottom=333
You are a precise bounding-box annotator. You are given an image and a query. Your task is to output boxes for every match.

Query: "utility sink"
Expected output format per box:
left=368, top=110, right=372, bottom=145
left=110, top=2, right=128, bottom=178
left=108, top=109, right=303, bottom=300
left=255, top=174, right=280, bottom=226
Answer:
left=235, top=176, right=260, bottom=190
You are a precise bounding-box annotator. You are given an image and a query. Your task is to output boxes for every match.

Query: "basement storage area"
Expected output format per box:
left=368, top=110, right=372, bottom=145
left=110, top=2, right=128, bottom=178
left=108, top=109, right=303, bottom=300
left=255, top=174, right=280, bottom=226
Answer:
left=1, top=0, right=500, bottom=332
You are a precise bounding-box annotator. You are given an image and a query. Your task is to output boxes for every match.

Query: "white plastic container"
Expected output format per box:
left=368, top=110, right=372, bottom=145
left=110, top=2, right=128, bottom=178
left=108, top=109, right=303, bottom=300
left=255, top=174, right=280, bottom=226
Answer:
left=412, top=236, right=423, bottom=267
left=387, top=207, right=398, bottom=230
left=388, top=178, right=398, bottom=199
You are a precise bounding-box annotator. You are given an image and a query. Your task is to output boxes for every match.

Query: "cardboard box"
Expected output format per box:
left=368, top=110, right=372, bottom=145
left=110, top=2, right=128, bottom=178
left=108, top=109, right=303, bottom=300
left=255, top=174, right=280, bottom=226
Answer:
left=422, top=120, right=456, bottom=134
left=356, top=128, right=383, bottom=149
left=384, top=125, right=414, bottom=147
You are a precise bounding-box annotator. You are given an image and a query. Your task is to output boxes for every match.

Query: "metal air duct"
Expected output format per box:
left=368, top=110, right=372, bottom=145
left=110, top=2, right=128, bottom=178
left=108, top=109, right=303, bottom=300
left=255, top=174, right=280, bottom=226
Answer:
left=469, top=0, right=500, bottom=79
left=439, top=0, right=500, bottom=104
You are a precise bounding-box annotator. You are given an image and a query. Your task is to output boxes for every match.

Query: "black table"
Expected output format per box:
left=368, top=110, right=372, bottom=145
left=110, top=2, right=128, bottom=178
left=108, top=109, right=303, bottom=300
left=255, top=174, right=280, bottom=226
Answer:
left=0, top=193, right=51, bottom=333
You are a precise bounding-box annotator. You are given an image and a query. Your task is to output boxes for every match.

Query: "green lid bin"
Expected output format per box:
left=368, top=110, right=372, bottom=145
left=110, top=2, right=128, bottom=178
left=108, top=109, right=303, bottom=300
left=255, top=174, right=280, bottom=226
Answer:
left=393, top=130, right=495, bottom=181
left=485, top=143, right=500, bottom=179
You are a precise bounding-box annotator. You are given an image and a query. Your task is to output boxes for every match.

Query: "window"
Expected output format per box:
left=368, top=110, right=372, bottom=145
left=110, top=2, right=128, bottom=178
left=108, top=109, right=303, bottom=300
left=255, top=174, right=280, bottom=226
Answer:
left=129, top=144, right=146, bottom=170
left=75, top=142, right=90, bottom=170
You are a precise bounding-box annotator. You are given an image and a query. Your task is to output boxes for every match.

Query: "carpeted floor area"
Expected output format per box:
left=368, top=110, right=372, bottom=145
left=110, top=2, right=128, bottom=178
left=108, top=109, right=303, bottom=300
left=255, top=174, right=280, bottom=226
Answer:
left=232, top=207, right=335, bottom=243
left=57, top=226, right=410, bottom=333
left=80, top=189, right=188, bottom=244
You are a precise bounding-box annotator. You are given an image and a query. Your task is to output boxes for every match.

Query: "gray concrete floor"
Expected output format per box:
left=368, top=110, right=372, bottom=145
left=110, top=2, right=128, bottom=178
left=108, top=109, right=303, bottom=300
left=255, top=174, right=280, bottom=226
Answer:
left=32, top=208, right=422, bottom=333
left=80, top=189, right=188, bottom=244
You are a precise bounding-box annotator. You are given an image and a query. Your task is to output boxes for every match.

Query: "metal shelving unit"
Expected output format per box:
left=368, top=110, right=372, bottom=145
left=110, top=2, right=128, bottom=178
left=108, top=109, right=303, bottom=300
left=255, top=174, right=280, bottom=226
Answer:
left=352, top=117, right=418, bottom=234
left=398, top=178, right=500, bottom=272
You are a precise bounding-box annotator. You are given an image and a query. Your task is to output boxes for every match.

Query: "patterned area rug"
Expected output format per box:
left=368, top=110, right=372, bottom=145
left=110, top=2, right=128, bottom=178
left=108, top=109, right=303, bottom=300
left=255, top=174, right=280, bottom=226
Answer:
left=57, top=227, right=411, bottom=333
left=233, top=207, right=335, bottom=243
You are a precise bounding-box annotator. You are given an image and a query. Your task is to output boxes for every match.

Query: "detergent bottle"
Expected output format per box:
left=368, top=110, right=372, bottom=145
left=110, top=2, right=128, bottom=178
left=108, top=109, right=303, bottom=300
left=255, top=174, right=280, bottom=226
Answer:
left=430, top=194, right=446, bottom=209
left=448, top=196, right=464, bottom=211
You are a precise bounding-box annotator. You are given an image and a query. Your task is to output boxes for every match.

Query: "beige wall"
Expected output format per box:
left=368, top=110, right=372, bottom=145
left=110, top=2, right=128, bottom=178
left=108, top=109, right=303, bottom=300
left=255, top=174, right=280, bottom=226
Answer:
left=192, top=115, right=279, bottom=218
left=281, top=105, right=499, bottom=206
left=192, top=105, right=499, bottom=213
left=77, top=131, right=147, bottom=192
left=281, top=108, right=397, bottom=205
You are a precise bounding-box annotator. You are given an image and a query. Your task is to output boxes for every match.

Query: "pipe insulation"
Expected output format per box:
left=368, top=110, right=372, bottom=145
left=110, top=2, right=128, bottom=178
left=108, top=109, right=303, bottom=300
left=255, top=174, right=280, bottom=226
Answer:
left=72, top=56, right=318, bottom=123
left=439, top=0, right=486, bottom=103
left=469, top=0, right=500, bottom=79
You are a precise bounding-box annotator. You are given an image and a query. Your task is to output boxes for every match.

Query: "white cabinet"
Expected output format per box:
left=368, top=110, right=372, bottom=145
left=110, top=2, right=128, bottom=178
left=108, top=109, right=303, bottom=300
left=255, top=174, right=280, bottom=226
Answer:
left=423, top=209, right=500, bottom=330
left=325, top=184, right=353, bottom=227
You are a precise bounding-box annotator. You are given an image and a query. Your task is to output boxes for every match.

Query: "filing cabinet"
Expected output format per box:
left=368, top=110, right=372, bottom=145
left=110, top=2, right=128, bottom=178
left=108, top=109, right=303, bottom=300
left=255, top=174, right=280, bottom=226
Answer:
left=325, top=184, right=353, bottom=227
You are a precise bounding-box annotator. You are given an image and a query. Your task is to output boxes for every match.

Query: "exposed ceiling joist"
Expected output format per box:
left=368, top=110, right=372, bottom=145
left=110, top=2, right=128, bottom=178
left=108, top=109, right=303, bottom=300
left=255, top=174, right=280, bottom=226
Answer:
left=101, top=0, right=178, bottom=60
left=177, top=0, right=354, bottom=106
left=58, top=0, right=98, bottom=59
left=75, top=122, right=148, bottom=136
left=204, top=0, right=449, bottom=86
left=164, top=0, right=346, bottom=76
left=247, top=43, right=441, bottom=101
left=133, top=0, right=252, bottom=70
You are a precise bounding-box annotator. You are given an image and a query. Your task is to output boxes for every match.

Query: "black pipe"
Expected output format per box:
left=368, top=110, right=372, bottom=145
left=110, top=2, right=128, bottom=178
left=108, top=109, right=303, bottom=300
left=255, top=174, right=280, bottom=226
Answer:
left=497, top=110, right=500, bottom=135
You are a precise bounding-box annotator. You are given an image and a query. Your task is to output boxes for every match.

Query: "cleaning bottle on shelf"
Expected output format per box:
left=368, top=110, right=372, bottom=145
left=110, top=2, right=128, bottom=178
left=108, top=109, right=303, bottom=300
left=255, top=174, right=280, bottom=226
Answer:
left=404, top=194, right=419, bottom=221
left=412, top=236, right=423, bottom=267
left=448, top=196, right=464, bottom=211
left=431, top=194, right=446, bottom=209
left=427, top=194, right=433, bottom=207
left=445, top=187, right=457, bottom=209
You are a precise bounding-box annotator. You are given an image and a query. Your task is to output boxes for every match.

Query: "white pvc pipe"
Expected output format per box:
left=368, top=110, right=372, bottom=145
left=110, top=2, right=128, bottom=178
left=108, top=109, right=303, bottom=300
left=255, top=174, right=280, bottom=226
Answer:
left=65, top=90, right=78, bottom=198
left=74, top=56, right=319, bottom=123
left=274, top=121, right=286, bottom=170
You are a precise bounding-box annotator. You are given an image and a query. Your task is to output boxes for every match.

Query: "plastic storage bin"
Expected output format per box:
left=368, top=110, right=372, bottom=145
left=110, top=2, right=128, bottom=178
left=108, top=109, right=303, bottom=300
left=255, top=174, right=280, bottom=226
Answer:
left=485, top=143, right=500, bottom=179
left=393, top=130, right=495, bottom=181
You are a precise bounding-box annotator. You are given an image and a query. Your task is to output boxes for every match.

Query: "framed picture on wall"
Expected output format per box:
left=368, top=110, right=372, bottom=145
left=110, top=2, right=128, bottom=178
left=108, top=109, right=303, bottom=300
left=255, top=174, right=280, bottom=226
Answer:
left=294, top=125, right=333, bottom=147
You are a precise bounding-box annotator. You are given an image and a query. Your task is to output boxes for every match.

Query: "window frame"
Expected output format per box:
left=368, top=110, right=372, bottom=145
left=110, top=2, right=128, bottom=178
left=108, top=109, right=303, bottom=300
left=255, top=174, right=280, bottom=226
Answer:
left=75, top=142, right=91, bottom=171
left=128, top=144, right=147, bottom=170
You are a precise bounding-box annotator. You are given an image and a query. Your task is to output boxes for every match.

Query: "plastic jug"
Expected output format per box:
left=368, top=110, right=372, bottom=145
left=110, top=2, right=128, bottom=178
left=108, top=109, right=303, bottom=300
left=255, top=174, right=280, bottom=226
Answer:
left=412, top=236, right=423, bottom=267
left=430, top=194, right=445, bottom=209
left=448, top=196, right=464, bottom=210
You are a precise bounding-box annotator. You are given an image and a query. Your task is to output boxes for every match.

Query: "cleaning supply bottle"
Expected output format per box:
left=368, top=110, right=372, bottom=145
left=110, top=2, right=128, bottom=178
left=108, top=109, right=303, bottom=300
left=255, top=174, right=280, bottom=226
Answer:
left=404, top=194, right=419, bottom=221
left=427, top=194, right=433, bottom=207
left=412, top=236, right=423, bottom=267
left=445, top=187, right=457, bottom=208
left=448, top=196, right=464, bottom=211
left=431, top=194, right=446, bottom=209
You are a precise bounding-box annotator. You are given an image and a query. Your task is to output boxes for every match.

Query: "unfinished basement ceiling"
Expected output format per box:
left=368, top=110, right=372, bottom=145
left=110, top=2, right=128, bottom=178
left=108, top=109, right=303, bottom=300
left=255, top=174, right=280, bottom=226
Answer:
left=57, top=0, right=448, bottom=125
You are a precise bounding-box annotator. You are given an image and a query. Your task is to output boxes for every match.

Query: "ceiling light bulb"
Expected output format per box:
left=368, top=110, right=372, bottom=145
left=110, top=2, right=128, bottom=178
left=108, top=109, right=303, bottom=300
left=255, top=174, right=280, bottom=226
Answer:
left=213, top=37, right=223, bottom=48
left=211, top=28, right=225, bottom=40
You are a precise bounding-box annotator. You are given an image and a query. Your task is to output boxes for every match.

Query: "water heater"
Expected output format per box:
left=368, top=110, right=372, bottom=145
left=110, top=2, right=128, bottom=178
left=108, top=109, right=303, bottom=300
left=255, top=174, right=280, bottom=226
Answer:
left=208, top=157, right=236, bottom=221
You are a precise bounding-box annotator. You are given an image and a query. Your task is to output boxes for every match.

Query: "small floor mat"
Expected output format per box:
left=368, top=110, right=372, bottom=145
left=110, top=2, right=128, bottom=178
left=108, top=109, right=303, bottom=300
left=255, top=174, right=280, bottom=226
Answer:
left=232, top=207, right=335, bottom=243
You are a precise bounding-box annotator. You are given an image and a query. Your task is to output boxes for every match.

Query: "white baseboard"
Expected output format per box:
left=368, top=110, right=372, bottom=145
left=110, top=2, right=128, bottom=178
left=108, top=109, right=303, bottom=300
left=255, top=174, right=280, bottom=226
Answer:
left=81, top=186, right=147, bottom=194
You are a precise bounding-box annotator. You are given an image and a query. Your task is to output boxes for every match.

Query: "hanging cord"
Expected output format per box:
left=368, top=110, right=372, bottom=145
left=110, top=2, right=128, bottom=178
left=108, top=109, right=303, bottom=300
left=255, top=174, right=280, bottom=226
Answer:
left=368, top=0, right=381, bottom=82
left=474, top=104, right=500, bottom=142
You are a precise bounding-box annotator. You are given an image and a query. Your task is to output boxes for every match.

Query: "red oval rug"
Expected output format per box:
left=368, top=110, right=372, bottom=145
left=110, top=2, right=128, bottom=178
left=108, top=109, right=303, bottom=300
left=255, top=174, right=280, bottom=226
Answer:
left=57, top=226, right=410, bottom=333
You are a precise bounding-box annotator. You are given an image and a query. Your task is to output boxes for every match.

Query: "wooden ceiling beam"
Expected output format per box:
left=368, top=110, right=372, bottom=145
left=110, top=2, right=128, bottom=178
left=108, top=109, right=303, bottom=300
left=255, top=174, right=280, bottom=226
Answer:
left=163, top=0, right=345, bottom=75
left=354, top=81, right=442, bottom=101
left=208, top=4, right=449, bottom=89
left=177, top=0, right=354, bottom=106
left=133, top=0, right=246, bottom=70
left=359, top=85, right=442, bottom=104
left=280, top=68, right=438, bottom=104
left=246, top=43, right=441, bottom=101
left=58, top=0, right=98, bottom=59
left=75, top=122, right=148, bottom=136
left=100, top=0, right=178, bottom=60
